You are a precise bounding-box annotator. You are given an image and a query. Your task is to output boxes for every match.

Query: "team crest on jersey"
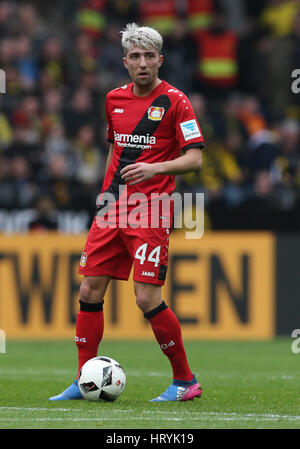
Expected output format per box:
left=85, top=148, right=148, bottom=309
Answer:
left=147, top=106, right=165, bottom=121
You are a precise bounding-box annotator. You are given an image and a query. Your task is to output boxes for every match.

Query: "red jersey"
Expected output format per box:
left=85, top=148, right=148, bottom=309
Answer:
left=103, top=80, right=204, bottom=203
left=82, top=81, right=204, bottom=281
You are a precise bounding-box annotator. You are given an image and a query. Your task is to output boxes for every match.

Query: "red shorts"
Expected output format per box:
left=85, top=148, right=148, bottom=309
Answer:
left=78, top=217, right=171, bottom=285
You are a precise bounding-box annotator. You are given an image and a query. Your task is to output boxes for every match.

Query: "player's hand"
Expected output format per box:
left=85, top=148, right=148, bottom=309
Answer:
left=120, top=162, right=158, bottom=185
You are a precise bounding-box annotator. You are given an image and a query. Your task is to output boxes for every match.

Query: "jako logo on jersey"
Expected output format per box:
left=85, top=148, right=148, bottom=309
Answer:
left=180, top=119, right=201, bottom=141
left=114, top=131, right=156, bottom=145
left=141, top=271, right=155, bottom=277
left=147, top=106, right=165, bottom=121
left=114, top=108, right=124, bottom=113
left=160, top=340, right=175, bottom=350
left=80, top=251, right=87, bottom=267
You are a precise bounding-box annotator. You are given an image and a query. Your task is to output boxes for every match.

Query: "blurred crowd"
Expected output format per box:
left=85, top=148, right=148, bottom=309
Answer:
left=0, top=0, right=300, bottom=231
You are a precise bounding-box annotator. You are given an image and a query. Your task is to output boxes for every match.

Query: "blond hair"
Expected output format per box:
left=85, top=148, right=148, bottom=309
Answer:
left=120, top=23, right=163, bottom=55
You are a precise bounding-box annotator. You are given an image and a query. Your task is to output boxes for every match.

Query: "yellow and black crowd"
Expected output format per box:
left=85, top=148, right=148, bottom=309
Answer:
left=0, top=0, right=300, bottom=231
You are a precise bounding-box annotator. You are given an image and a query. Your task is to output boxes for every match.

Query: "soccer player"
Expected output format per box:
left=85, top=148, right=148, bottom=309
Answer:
left=49, top=23, right=204, bottom=402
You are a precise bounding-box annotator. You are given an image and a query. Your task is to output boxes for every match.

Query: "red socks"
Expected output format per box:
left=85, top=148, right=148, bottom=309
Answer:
left=75, top=300, right=104, bottom=378
left=144, top=302, right=193, bottom=382
left=75, top=299, right=193, bottom=382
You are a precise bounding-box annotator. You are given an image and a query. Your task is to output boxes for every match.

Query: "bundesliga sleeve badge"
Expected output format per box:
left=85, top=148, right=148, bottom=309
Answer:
left=148, top=106, right=165, bottom=121
left=180, top=119, right=201, bottom=141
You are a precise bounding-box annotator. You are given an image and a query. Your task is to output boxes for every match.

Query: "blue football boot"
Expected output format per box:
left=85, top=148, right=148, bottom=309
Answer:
left=48, top=380, right=82, bottom=401
left=150, top=375, right=202, bottom=402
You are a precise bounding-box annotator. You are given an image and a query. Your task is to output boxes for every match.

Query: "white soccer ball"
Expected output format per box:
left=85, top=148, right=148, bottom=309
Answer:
left=78, top=356, right=126, bottom=402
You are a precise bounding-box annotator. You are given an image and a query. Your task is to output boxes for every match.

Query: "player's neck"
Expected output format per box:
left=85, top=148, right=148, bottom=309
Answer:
left=132, top=78, right=162, bottom=97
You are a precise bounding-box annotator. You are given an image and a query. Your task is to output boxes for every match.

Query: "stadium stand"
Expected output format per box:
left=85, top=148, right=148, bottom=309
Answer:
left=0, top=0, right=300, bottom=232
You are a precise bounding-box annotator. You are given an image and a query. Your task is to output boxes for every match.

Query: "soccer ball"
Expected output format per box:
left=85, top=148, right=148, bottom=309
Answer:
left=78, top=356, right=126, bottom=402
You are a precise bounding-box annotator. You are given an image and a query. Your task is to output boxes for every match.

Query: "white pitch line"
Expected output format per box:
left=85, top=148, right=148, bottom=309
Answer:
left=0, top=416, right=299, bottom=423
left=0, top=407, right=300, bottom=422
left=143, top=410, right=300, bottom=419
left=0, top=406, right=74, bottom=412
left=0, top=406, right=133, bottom=413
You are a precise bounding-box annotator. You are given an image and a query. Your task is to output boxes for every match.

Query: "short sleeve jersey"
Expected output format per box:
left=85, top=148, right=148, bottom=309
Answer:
left=102, top=80, right=204, bottom=203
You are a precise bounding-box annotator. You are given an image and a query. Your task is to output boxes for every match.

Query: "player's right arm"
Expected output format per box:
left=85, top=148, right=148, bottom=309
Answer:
left=104, top=91, right=115, bottom=175
left=105, top=143, right=114, bottom=174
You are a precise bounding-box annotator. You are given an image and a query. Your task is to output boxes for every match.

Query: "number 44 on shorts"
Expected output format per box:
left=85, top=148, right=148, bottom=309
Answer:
left=135, top=243, right=161, bottom=267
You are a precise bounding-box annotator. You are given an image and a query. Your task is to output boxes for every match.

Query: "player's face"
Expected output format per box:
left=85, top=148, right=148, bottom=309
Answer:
left=123, top=45, right=163, bottom=88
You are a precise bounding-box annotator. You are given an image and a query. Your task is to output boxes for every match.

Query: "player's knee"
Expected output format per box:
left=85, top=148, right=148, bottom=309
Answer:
left=79, top=280, right=92, bottom=302
left=79, top=278, right=100, bottom=303
left=136, top=294, right=151, bottom=313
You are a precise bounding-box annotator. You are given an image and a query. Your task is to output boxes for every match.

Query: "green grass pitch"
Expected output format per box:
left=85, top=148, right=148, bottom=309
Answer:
left=0, top=339, right=299, bottom=429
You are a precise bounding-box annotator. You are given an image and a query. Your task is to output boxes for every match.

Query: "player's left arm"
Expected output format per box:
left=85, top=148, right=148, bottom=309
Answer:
left=120, top=148, right=202, bottom=185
